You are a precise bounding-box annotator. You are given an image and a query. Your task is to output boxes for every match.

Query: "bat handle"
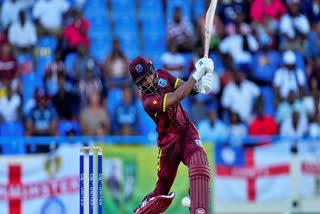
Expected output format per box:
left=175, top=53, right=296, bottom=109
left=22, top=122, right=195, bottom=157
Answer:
left=204, top=33, right=210, bottom=58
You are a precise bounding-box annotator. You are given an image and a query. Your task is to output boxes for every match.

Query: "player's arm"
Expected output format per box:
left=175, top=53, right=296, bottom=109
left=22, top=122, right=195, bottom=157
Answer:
left=174, top=78, right=199, bottom=95
left=163, top=58, right=213, bottom=111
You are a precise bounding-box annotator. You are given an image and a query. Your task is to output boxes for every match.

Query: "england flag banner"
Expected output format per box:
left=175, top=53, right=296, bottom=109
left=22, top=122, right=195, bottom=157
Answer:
left=0, top=144, right=81, bottom=214
left=215, top=142, right=291, bottom=201
left=298, top=140, right=320, bottom=197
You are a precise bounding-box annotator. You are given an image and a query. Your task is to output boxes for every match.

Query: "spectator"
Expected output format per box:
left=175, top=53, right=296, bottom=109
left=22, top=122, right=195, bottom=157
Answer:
left=58, top=120, right=81, bottom=136
left=221, top=69, right=261, bottom=123
left=273, top=50, right=305, bottom=101
left=74, top=44, right=100, bottom=81
left=0, top=33, right=8, bottom=45
left=25, top=88, right=58, bottom=136
left=52, top=74, right=79, bottom=120
left=308, top=121, right=320, bottom=137
left=249, top=99, right=278, bottom=137
left=303, top=77, right=320, bottom=137
left=301, top=0, right=320, bottom=24
left=280, top=110, right=308, bottom=137
left=117, top=124, right=138, bottom=136
left=279, top=0, right=310, bottom=52
left=0, top=43, right=18, bottom=85
left=62, top=11, right=90, bottom=57
left=308, top=56, right=320, bottom=91
left=219, top=23, right=258, bottom=70
left=43, top=50, right=68, bottom=95
left=95, top=122, right=108, bottom=137
left=33, top=0, right=70, bottom=36
left=103, top=39, right=129, bottom=88
left=8, top=10, right=37, bottom=61
left=161, top=40, right=185, bottom=79
left=218, top=0, right=248, bottom=24
left=196, top=108, right=228, bottom=142
left=167, top=7, right=193, bottom=52
left=73, top=0, right=86, bottom=11
left=113, top=86, right=139, bottom=134
left=0, top=0, right=25, bottom=30
left=78, top=69, right=103, bottom=105
left=0, top=83, right=21, bottom=122
left=251, top=35, right=281, bottom=85
left=197, top=1, right=223, bottom=51
left=304, top=22, right=320, bottom=61
left=228, top=111, right=247, bottom=145
left=250, top=0, right=286, bottom=24
left=276, top=90, right=306, bottom=124
left=80, top=90, right=110, bottom=136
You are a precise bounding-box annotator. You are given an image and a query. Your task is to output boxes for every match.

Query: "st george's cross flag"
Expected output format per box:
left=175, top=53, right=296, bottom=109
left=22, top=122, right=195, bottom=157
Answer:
left=298, top=140, right=320, bottom=197
left=215, top=142, right=291, bottom=201
left=0, top=144, right=81, bottom=214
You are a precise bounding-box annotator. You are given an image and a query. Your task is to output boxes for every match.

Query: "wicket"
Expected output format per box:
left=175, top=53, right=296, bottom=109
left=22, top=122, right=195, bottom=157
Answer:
left=80, top=147, right=103, bottom=214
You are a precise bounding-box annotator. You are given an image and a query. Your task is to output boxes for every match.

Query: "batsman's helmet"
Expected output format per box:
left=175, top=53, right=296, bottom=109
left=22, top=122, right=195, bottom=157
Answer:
left=129, top=56, right=158, bottom=94
left=129, top=56, right=153, bottom=83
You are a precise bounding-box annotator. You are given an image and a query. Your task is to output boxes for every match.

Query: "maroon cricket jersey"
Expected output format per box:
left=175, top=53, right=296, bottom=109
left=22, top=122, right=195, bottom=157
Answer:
left=141, top=69, right=190, bottom=148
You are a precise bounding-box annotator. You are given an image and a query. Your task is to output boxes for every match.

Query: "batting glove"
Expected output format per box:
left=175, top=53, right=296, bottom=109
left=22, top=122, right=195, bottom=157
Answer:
left=192, top=57, right=214, bottom=81
left=200, top=72, right=213, bottom=94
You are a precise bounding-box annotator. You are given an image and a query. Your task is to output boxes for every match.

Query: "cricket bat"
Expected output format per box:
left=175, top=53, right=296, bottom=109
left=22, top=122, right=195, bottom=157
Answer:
left=202, top=0, right=218, bottom=94
left=204, top=0, right=218, bottom=58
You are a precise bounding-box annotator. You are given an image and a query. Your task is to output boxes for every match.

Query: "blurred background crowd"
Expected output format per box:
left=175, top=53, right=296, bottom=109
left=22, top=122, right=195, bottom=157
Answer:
left=0, top=0, right=319, bottom=152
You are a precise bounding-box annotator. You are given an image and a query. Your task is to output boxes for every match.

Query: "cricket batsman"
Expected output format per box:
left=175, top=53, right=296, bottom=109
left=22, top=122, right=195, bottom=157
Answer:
left=129, top=56, right=213, bottom=214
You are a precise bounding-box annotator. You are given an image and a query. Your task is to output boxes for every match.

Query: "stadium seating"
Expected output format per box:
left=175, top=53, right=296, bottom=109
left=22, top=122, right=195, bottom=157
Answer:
left=65, top=53, right=77, bottom=76
left=166, top=0, right=192, bottom=21
left=180, top=52, right=193, bottom=76
left=260, top=86, right=275, bottom=116
left=0, top=121, right=25, bottom=154
left=106, top=88, right=123, bottom=118
left=136, top=100, right=156, bottom=136
left=139, top=0, right=163, bottom=22
left=37, top=36, right=58, bottom=50
left=20, top=72, right=43, bottom=110
left=57, top=120, right=81, bottom=136
left=17, top=53, right=33, bottom=66
left=141, top=18, right=165, bottom=37
left=89, top=15, right=110, bottom=29
left=143, top=36, right=166, bottom=57
left=36, top=54, right=53, bottom=76
left=192, top=0, right=205, bottom=21
left=90, top=36, right=112, bottom=62
left=209, top=53, right=225, bottom=74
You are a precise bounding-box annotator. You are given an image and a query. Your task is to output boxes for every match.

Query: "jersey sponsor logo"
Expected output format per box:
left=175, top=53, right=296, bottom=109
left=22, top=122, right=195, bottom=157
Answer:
left=195, top=139, right=203, bottom=147
left=158, top=78, right=167, bottom=87
left=153, top=100, right=158, bottom=105
left=135, top=64, right=143, bottom=73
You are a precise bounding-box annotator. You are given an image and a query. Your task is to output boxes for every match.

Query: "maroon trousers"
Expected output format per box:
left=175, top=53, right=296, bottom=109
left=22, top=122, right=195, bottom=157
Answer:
left=153, top=123, right=204, bottom=196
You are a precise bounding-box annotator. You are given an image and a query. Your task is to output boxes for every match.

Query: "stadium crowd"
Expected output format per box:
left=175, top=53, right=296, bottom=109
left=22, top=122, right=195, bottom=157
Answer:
left=0, top=0, right=319, bottom=153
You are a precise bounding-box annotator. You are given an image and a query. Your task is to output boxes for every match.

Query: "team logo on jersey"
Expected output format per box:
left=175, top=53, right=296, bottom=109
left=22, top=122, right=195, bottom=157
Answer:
left=158, top=78, right=167, bottom=87
left=135, top=64, right=143, bottom=73
left=153, top=100, right=158, bottom=105
left=195, top=139, right=203, bottom=147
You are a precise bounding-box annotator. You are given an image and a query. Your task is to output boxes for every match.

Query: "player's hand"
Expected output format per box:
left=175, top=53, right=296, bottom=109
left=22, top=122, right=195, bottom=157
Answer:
left=192, top=57, right=214, bottom=81
left=200, top=72, right=213, bottom=94
left=193, top=79, right=202, bottom=92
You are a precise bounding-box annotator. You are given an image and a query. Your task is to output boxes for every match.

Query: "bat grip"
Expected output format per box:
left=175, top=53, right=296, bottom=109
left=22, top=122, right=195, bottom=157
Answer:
left=204, top=33, right=210, bottom=58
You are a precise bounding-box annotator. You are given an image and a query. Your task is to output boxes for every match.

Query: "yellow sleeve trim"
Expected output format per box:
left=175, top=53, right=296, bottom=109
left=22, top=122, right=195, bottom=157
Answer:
left=163, top=93, right=168, bottom=112
left=174, top=78, right=179, bottom=89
